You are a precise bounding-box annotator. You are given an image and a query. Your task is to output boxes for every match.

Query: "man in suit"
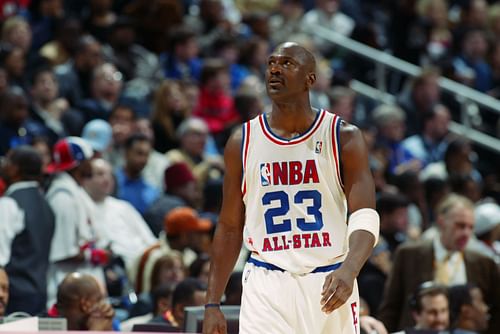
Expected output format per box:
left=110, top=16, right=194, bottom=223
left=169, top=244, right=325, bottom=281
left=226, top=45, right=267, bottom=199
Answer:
left=0, top=146, right=55, bottom=314
left=378, top=193, right=500, bottom=334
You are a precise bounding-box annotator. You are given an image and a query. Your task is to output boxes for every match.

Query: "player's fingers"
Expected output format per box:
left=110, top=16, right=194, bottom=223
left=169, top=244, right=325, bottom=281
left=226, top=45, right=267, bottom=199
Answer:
left=321, top=274, right=334, bottom=296
left=373, top=320, right=388, bottom=334
left=218, top=323, right=228, bottom=334
left=320, top=278, right=337, bottom=306
left=322, top=284, right=351, bottom=313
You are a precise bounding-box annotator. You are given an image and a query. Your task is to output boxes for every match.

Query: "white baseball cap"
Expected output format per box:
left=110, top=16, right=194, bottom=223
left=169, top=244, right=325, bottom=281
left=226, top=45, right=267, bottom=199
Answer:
left=474, top=202, right=500, bottom=236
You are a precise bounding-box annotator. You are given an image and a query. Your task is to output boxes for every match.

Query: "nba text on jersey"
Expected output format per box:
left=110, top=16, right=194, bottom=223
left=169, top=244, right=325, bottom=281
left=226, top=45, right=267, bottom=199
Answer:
left=260, top=160, right=319, bottom=186
left=256, top=159, right=333, bottom=252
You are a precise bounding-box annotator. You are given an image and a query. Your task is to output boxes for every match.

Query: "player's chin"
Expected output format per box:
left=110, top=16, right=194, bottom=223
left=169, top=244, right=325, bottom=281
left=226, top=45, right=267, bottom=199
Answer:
left=267, top=90, right=290, bottom=101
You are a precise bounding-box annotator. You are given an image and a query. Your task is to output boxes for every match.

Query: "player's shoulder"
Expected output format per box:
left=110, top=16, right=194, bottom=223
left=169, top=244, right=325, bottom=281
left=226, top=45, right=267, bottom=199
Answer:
left=335, top=119, right=364, bottom=152
left=223, top=125, right=245, bottom=162
left=338, top=119, right=362, bottom=137
left=226, top=116, right=260, bottom=147
left=226, top=124, right=244, bottom=147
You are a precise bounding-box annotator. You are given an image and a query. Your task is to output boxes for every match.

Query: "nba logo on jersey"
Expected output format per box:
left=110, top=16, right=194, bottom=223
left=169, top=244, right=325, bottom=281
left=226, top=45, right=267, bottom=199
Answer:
left=315, top=141, right=323, bottom=153
left=260, top=163, right=271, bottom=186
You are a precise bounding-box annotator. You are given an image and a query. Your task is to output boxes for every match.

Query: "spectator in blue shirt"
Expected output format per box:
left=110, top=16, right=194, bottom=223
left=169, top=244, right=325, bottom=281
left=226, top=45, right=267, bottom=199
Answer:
left=115, top=133, right=159, bottom=215
left=401, top=104, right=451, bottom=169
left=0, top=86, right=44, bottom=155
left=452, top=27, right=492, bottom=92
left=160, top=25, right=202, bottom=82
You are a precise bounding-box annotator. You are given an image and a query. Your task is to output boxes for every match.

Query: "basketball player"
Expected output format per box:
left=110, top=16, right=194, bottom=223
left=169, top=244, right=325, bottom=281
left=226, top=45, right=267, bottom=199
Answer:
left=203, top=42, right=379, bottom=334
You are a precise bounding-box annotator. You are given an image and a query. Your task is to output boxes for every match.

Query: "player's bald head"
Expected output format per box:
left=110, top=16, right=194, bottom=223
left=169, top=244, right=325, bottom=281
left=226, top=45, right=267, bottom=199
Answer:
left=272, top=42, right=316, bottom=72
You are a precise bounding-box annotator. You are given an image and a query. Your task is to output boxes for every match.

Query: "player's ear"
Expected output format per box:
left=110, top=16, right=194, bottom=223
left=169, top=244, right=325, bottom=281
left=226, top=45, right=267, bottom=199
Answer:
left=306, top=72, right=316, bottom=88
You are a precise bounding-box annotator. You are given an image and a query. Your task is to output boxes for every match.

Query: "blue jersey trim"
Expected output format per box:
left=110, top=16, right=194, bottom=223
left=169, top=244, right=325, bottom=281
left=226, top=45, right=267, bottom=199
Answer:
left=248, top=257, right=342, bottom=273
left=262, top=108, right=322, bottom=143
left=241, top=123, right=246, bottom=184
left=335, top=116, right=344, bottom=188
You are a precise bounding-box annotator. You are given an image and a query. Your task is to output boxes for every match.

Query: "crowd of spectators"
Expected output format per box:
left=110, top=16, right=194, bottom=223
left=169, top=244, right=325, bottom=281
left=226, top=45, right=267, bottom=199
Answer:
left=0, top=0, right=499, bottom=333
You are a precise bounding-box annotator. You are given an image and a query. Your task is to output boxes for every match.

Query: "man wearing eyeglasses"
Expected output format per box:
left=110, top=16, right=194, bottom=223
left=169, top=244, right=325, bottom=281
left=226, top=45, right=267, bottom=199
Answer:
left=379, top=194, right=500, bottom=334
left=393, top=282, right=449, bottom=334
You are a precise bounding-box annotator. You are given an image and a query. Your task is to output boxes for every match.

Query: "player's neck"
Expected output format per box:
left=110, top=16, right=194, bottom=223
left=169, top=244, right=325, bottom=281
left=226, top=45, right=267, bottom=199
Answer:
left=269, top=101, right=316, bottom=137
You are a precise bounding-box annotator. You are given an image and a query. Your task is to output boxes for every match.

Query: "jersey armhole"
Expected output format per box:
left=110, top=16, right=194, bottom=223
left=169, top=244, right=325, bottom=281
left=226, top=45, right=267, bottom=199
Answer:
left=331, top=115, right=345, bottom=190
left=241, top=121, right=251, bottom=196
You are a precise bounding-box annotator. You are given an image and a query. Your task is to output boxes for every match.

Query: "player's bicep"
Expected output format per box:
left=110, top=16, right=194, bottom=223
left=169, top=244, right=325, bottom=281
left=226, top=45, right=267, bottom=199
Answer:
left=218, top=129, right=245, bottom=231
left=339, top=122, right=376, bottom=213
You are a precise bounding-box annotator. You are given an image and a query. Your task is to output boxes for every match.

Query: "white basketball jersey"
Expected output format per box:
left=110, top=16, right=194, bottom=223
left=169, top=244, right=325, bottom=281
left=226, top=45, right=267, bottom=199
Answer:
left=241, top=109, right=348, bottom=274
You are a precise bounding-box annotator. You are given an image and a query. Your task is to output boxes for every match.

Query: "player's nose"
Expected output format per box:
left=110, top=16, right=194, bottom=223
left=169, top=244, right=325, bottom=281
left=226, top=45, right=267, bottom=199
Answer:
left=269, top=63, right=282, bottom=75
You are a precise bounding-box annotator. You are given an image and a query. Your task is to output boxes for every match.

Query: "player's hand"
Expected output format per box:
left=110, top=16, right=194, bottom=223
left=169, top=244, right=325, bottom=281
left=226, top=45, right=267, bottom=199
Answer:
left=203, top=307, right=227, bottom=334
left=320, top=265, right=356, bottom=314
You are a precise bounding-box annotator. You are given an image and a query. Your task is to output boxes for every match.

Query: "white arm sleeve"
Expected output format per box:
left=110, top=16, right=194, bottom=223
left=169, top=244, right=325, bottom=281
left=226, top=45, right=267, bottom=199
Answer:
left=347, top=208, right=380, bottom=247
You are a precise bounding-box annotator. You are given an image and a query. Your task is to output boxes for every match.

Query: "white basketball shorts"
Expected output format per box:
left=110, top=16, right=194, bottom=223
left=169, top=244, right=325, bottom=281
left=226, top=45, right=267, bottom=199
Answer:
left=239, top=261, right=360, bottom=334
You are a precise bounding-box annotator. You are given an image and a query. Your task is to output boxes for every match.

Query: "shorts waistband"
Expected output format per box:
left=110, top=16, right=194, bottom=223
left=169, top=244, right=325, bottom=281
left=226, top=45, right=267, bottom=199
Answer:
left=247, top=257, right=342, bottom=274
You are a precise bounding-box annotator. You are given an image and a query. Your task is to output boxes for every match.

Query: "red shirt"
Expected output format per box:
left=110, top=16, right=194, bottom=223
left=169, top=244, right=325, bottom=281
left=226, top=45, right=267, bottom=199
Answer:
left=193, top=88, right=240, bottom=134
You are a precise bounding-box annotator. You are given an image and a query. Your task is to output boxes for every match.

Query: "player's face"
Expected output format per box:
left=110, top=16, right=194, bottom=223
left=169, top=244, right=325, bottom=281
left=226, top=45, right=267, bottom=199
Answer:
left=414, top=294, right=449, bottom=330
left=265, top=46, right=310, bottom=100
left=439, top=205, right=475, bottom=251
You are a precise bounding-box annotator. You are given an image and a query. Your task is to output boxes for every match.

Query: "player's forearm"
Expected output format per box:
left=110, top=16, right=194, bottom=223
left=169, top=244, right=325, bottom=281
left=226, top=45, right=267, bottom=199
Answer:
left=342, top=230, right=375, bottom=277
left=206, top=223, right=243, bottom=304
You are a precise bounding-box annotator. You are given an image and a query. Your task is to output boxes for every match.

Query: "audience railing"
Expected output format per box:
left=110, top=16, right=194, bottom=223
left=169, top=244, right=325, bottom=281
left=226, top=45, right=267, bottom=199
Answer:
left=308, top=26, right=500, bottom=154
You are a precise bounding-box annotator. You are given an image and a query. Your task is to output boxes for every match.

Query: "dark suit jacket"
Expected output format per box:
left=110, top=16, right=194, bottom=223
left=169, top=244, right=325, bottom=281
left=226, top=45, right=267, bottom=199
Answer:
left=378, top=240, right=500, bottom=334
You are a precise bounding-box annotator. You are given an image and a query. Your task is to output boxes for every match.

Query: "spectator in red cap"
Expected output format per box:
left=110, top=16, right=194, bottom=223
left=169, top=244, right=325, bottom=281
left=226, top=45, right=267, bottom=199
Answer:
left=45, top=136, right=109, bottom=307
left=144, top=162, right=201, bottom=236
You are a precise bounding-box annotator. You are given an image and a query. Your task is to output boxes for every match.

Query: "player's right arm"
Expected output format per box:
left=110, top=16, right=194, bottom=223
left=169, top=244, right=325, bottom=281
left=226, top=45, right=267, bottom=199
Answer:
left=203, top=128, right=245, bottom=334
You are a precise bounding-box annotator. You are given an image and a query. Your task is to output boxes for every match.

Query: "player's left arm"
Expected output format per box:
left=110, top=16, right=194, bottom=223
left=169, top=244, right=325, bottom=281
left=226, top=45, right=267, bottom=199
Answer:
left=321, top=121, right=379, bottom=314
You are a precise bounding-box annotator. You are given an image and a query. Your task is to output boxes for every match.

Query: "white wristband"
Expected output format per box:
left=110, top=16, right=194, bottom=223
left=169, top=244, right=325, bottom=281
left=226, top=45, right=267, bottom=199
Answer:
left=347, top=208, right=380, bottom=247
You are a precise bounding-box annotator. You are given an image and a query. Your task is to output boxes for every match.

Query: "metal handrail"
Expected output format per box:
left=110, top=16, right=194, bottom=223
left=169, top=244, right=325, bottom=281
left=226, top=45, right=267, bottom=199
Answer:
left=350, top=80, right=500, bottom=153
left=307, top=25, right=500, bottom=154
left=310, top=25, right=500, bottom=114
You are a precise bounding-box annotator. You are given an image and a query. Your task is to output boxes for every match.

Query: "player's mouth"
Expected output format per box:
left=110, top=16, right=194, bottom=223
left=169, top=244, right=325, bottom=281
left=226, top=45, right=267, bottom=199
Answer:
left=268, top=77, right=284, bottom=89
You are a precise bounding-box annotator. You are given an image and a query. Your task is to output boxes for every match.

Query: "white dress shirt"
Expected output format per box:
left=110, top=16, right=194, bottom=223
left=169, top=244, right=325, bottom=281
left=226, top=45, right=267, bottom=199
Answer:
left=93, top=196, right=157, bottom=270
left=0, top=181, right=39, bottom=265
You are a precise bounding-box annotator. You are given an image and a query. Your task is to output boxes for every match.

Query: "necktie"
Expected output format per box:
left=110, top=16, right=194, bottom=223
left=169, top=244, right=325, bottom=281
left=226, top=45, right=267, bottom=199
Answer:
left=434, top=252, right=451, bottom=285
